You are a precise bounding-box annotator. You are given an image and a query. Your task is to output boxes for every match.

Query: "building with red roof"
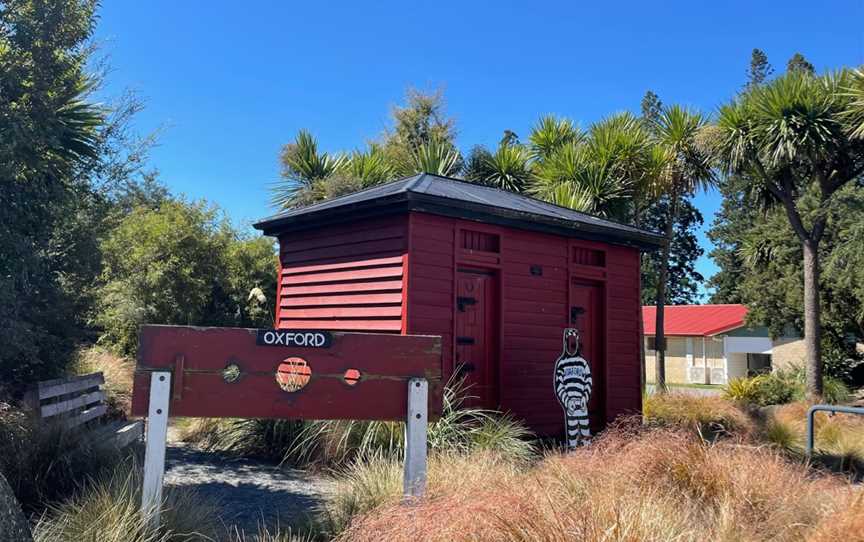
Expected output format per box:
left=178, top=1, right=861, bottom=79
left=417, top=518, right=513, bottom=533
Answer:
left=641, top=304, right=804, bottom=386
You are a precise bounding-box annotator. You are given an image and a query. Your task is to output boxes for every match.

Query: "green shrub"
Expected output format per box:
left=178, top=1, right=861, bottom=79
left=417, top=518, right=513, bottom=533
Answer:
left=724, top=368, right=850, bottom=406
left=95, top=200, right=277, bottom=355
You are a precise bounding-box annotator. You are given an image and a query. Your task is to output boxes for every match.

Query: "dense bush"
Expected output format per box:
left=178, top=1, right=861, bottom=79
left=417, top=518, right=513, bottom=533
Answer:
left=95, top=200, right=277, bottom=354
left=723, top=368, right=851, bottom=406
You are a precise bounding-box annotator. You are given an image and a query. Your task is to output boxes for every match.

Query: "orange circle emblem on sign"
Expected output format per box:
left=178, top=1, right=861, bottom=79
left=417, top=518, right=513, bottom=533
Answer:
left=276, top=357, right=311, bottom=392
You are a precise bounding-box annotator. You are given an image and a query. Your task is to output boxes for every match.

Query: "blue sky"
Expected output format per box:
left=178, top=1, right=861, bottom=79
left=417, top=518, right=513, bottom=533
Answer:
left=93, top=1, right=864, bottom=298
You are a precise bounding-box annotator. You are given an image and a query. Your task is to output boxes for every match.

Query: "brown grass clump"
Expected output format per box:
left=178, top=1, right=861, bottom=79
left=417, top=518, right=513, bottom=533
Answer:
left=808, top=493, right=864, bottom=542
left=765, top=402, right=864, bottom=468
left=74, top=346, right=135, bottom=417
left=643, top=392, right=755, bottom=438
left=334, top=426, right=857, bottom=542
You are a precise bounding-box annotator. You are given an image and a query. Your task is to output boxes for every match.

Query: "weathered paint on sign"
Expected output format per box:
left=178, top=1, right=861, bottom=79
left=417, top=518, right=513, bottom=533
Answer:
left=131, top=325, right=442, bottom=421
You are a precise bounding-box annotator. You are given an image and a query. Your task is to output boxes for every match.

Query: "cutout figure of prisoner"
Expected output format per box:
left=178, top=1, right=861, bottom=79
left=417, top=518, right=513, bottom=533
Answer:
left=554, top=328, right=593, bottom=449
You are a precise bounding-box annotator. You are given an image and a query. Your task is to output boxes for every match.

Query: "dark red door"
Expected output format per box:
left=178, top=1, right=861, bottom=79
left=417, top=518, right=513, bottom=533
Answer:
left=455, top=269, right=498, bottom=409
left=570, top=281, right=604, bottom=429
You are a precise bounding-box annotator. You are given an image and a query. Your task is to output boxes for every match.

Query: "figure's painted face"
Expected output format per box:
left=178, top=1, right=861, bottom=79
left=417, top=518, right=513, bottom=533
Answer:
left=564, top=328, right=580, bottom=354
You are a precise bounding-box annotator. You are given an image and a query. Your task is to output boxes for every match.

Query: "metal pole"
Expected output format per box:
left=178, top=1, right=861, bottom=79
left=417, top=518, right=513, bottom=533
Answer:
left=806, top=404, right=864, bottom=457
left=142, top=371, right=172, bottom=530
left=403, top=377, right=428, bottom=499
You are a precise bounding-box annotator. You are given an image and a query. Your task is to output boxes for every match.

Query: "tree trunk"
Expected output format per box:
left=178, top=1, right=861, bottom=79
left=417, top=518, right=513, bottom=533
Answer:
left=654, top=207, right=675, bottom=394
left=802, top=239, right=823, bottom=399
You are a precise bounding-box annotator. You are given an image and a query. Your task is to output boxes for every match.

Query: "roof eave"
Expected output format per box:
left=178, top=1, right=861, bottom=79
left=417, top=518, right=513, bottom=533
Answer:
left=253, top=192, right=411, bottom=236
left=254, top=190, right=665, bottom=250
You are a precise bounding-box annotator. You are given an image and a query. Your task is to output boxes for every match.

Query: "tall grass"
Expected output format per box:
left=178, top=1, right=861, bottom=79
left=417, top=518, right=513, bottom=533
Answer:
left=32, top=459, right=220, bottom=542
left=180, top=379, right=535, bottom=468
left=764, top=401, right=864, bottom=468
left=332, top=426, right=860, bottom=541
left=286, top=380, right=535, bottom=467
left=73, top=346, right=136, bottom=418
left=0, top=402, right=127, bottom=513
left=643, top=392, right=754, bottom=438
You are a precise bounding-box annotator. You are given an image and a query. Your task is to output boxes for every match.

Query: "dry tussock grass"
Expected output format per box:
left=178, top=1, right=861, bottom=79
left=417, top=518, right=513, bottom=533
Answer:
left=643, top=392, right=755, bottom=437
left=770, top=402, right=864, bottom=460
left=335, top=425, right=860, bottom=542
left=74, top=346, right=135, bottom=416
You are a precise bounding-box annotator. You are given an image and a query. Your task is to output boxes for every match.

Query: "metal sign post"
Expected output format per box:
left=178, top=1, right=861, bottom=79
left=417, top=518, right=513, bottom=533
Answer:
left=403, top=378, right=428, bottom=498
left=132, top=325, right=441, bottom=529
left=141, top=371, right=171, bottom=529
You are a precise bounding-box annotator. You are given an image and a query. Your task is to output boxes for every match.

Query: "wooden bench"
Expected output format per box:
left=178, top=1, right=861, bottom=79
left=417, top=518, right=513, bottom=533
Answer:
left=23, top=372, right=143, bottom=449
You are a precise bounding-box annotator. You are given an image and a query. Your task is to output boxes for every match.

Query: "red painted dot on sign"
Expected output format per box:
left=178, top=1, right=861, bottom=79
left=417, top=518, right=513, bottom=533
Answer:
left=343, top=368, right=361, bottom=386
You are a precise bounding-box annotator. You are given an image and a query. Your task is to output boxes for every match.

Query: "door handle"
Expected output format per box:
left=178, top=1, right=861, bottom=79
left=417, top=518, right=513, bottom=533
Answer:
left=456, top=336, right=475, bottom=345
left=570, top=306, right=585, bottom=324
left=457, top=297, right=477, bottom=311
left=457, top=363, right=475, bottom=373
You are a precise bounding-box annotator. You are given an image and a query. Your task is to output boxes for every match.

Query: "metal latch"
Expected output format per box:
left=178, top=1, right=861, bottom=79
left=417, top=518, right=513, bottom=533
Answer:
left=457, top=296, right=477, bottom=311
left=456, top=336, right=475, bottom=345
left=570, top=306, right=585, bottom=323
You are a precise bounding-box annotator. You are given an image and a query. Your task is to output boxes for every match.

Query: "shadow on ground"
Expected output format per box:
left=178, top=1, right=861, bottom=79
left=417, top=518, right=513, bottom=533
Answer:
left=164, top=445, right=331, bottom=534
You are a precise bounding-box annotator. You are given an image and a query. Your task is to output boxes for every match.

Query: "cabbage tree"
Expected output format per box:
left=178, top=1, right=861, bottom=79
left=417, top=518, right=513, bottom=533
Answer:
left=713, top=70, right=864, bottom=398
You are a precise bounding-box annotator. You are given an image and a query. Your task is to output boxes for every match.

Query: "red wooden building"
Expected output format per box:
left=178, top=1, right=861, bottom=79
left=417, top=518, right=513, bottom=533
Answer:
left=254, top=173, right=664, bottom=436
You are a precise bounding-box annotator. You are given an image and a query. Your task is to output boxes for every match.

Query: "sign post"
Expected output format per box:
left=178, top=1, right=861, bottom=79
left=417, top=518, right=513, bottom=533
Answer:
left=403, top=378, right=428, bottom=498
left=132, top=325, right=442, bottom=528
left=141, top=371, right=171, bottom=529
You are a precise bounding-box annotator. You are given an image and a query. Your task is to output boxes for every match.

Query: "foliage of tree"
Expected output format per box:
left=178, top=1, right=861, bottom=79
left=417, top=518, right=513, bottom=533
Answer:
left=787, top=52, right=815, bottom=75
left=644, top=105, right=716, bottom=391
left=0, top=0, right=105, bottom=391
left=746, top=48, right=773, bottom=89
left=94, top=200, right=277, bottom=354
left=709, top=64, right=864, bottom=397
left=640, top=198, right=704, bottom=305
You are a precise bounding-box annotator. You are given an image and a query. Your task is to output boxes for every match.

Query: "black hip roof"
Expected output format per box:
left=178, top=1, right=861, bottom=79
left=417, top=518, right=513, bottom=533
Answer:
left=254, top=173, right=665, bottom=250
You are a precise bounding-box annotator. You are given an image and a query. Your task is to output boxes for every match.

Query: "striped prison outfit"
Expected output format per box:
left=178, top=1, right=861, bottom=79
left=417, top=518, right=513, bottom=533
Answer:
left=554, top=352, right=593, bottom=449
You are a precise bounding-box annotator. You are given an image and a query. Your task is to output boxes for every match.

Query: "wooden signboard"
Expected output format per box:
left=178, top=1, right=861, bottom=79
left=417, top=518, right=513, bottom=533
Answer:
left=131, top=325, right=443, bottom=421
left=131, top=324, right=442, bottom=528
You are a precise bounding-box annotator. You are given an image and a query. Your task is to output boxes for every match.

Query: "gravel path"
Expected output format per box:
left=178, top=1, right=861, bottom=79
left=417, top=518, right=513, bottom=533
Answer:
left=164, top=442, right=333, bottom=534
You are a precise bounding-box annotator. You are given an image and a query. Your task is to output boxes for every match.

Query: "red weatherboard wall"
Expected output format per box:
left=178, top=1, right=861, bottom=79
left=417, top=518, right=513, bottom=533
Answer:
left=276, top=215, right=408, bottom=332
left=274, top=211, right=642, bottom=437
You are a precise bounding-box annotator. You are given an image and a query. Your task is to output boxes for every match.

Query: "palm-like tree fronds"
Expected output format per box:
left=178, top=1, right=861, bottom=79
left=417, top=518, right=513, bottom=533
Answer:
left=410, top=136, right=461, bottom=176
left=843, top=67, right=864, bottom=139
left=272, top=130, right=345, bottom=209
left=528, top=115, right=582, bottom=160
left=587, top=112, right=654, bottom=198
left=479, top=143, right=532, bottom=192
left=531, top=143, right=630, bottom=219
left=651, top=105, right=716, bottom=197
left=341, top=145, right=395, bottom=188
left=748, top=71, right=844, bottom=168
